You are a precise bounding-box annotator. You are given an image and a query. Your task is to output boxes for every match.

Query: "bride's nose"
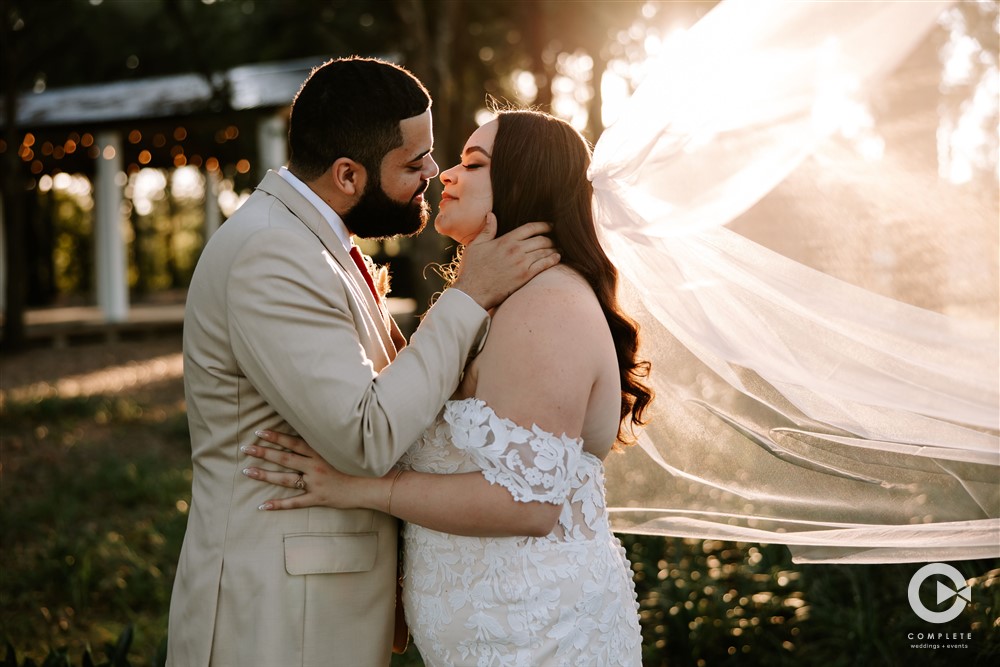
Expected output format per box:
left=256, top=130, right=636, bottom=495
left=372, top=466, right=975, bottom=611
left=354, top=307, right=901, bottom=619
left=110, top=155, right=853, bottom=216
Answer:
left=440, top=165, right=458, bottom=185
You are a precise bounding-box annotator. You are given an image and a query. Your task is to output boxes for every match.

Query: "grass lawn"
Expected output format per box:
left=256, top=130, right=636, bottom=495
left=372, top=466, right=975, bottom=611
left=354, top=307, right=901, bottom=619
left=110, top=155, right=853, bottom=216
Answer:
left=1, top=336, right=996, bottom=666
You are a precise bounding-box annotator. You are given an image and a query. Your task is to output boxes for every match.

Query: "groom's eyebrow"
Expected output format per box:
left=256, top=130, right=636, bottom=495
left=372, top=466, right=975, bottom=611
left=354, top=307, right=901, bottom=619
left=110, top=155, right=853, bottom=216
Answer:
left=407, top=147, right=433, bottom=163
left=463, top=146, right=492, bottom=159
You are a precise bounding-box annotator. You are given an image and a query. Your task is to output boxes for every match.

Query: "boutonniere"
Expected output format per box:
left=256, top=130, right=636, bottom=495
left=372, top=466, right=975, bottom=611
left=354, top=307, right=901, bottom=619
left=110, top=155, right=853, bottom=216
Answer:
left=373, top=264, right=391, bottom=299
left=359, top=252, right=391, bottom=299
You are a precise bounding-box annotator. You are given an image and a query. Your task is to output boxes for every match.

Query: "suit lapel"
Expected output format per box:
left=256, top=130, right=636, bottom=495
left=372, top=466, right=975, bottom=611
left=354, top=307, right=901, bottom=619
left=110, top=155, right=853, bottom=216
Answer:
left=255, top=170, right=398, bottom=359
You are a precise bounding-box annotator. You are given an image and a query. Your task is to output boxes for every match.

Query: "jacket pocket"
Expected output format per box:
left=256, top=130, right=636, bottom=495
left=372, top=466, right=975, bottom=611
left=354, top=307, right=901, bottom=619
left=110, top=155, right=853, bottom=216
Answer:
left=283, top=532, right=378, bottom=575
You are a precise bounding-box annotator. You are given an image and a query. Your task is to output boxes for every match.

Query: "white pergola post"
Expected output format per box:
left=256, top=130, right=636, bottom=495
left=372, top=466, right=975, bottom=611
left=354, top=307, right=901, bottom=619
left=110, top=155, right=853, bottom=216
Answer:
left=94, top=130, right=129, bottom=323
left=256, top=111, right=288, bottom=179
left=204, top=167, right=222, bottom=240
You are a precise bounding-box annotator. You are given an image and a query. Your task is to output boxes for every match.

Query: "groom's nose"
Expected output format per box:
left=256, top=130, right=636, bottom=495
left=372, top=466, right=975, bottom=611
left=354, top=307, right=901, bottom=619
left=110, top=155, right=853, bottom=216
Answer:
left=423, top=155, right=440, bottom=180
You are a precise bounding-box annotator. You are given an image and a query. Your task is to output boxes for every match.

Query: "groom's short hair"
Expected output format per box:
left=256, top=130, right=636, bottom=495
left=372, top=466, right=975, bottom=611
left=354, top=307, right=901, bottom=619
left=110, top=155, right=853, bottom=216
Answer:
left=288, top=56, right=431, bottom=182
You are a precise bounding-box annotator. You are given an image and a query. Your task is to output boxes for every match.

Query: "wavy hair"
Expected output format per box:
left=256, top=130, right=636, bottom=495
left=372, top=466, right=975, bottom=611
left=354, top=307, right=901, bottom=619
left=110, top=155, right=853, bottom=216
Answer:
left=489, top=110, right=653, bottom=445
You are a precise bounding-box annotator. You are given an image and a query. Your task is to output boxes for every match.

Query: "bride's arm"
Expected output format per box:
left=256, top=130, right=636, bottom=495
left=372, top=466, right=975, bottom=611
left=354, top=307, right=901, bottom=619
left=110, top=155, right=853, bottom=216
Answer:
left=243, top=274, right=602, bottom=537
left=243, top=435, right=559, bottom=537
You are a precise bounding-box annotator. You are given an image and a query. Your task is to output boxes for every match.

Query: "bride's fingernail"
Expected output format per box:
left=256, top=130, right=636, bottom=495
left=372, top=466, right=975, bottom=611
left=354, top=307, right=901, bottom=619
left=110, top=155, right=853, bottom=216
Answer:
left=242, top=468, right=253, bottom=477
left=240, top=445, right=253, bottom=454
left=255, top=430, right=268, bottom=438
left=258, top=502, right=272, bottom=511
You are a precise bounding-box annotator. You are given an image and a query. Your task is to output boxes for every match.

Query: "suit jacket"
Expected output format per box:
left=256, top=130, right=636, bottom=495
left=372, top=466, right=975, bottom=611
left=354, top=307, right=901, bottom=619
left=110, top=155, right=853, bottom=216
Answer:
left=167, top=170, right=488, bottom=667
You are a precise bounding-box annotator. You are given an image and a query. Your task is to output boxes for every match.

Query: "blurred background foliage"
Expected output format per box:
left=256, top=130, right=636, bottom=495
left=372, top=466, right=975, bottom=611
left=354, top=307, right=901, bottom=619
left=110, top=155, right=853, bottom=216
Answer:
left=2, top=0, right=994, bottom=331
left=1, top=0, right=718, bottom=344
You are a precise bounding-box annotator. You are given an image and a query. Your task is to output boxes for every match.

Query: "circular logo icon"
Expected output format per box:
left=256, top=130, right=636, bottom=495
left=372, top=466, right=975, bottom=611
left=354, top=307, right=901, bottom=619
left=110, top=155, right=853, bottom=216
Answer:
left=907, top=563, right=971, bottom=624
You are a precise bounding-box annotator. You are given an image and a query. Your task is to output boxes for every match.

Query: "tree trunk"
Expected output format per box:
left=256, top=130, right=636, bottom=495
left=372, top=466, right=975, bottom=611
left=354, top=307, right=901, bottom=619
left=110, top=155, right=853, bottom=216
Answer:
left=527, top=1, right=556, bottom=111
left=1, top=0, right=27, bottom=352
left=28, top=187, right=55, bottom=305
left=586, top=51, right=608, bottom=145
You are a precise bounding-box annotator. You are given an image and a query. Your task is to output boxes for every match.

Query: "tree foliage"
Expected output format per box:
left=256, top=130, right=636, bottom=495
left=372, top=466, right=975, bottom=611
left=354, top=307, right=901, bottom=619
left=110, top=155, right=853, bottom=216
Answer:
left=3, top=0, right=698, bottom=341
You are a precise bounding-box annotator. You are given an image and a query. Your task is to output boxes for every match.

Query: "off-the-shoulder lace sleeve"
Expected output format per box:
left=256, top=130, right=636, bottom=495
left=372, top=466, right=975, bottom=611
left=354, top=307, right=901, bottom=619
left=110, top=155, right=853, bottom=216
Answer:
left=442, top=399, right=583, bottom=505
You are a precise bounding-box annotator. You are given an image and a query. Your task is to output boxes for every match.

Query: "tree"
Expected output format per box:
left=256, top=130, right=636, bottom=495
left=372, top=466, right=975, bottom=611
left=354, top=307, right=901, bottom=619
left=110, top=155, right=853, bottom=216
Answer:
left=1, top=0, right=26, bottom=350
left=1, top=0, right=682, bottom=346
left=1, top=0, right=141, bottom=350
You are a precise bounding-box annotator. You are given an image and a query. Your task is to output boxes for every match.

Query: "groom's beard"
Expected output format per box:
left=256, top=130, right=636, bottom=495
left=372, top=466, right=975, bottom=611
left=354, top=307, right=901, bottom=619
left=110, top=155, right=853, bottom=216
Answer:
left=343, top=179, right=429, bottom=240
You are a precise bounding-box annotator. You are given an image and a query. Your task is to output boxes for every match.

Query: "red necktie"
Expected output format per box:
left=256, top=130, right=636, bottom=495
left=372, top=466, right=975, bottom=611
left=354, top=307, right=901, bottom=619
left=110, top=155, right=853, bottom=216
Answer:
left=349, top=246, right=380, bottom=304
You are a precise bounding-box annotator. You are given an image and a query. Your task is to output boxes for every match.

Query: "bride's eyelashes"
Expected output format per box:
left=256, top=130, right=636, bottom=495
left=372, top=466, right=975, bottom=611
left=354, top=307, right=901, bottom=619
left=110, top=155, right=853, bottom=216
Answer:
left=462, top=163, right=486, bottom=170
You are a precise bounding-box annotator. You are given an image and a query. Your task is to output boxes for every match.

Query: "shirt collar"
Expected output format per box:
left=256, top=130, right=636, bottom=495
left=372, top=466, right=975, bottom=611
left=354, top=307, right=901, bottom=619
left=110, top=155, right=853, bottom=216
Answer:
left=278, top=166, right=352, bottom=251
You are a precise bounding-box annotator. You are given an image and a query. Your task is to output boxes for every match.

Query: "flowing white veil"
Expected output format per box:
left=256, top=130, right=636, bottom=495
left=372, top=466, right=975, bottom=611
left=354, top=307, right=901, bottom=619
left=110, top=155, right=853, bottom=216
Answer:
left=594, top=0, right=999, bottom=563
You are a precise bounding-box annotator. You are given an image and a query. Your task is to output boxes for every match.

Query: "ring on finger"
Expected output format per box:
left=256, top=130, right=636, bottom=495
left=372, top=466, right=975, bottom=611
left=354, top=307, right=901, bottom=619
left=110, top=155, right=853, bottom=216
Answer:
left=295, top=473, right=306, bottom=491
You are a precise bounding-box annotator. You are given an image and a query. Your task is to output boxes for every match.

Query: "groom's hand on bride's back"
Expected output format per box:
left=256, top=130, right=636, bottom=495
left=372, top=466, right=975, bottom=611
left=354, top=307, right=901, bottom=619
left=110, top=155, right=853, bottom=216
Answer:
left=452, top=213, right=559, bottom=311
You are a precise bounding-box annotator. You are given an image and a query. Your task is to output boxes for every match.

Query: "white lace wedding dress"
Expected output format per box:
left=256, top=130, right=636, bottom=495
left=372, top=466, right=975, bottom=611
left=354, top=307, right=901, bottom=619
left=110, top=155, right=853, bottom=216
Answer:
left=399, top=398, right=642, bottom=667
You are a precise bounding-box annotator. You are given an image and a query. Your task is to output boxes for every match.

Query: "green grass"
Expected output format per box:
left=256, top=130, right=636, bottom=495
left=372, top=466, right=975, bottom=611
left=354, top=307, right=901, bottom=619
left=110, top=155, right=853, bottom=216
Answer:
left=1, top=393, right=997, bottom=666
left=1, top=394, right=190, bottom=666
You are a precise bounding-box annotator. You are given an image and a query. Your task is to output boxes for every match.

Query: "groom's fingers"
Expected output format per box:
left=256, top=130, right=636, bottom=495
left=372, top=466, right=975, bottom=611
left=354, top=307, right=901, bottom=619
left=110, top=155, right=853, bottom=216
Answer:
left=467, top=212, right=498, bottom=246
left=505, top=221, right=553, bottom=241
left=516, top=235, right=557, bottom=254
left=526, top=247, right=561, bottom=273
left=450, top=219, right=558, bottom=311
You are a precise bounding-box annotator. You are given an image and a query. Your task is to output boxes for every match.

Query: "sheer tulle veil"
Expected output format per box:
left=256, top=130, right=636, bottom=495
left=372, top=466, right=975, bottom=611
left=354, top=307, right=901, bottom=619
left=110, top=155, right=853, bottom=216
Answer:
left=593, top=0, right=999, bottom=563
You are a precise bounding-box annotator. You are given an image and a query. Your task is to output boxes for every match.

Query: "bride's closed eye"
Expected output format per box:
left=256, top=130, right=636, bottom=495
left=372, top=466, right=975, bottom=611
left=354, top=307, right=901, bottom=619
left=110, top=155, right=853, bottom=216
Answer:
left=462, top=163, right=486, bottom=170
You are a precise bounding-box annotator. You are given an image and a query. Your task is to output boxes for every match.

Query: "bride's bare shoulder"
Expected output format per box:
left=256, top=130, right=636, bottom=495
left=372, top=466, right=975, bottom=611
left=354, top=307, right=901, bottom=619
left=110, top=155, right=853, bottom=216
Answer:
left=484, top=267, right=604, bottom=353
left=501, top=265, right=594, bottom=312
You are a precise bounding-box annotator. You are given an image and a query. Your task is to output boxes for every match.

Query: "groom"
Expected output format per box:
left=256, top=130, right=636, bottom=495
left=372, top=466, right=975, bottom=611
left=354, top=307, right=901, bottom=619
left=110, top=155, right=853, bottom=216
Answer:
left=166, top=57, right=557, bottom=667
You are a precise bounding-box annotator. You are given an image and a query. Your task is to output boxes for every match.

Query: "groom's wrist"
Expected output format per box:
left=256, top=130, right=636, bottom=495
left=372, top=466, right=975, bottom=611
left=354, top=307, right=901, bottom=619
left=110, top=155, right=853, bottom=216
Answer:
left=447, top=283, right=490, bottom=313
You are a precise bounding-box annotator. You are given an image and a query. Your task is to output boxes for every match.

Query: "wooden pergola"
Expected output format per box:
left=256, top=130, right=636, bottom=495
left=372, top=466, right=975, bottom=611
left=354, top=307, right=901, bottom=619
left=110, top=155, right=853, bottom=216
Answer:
left=2, top=56, right=327, bottom=323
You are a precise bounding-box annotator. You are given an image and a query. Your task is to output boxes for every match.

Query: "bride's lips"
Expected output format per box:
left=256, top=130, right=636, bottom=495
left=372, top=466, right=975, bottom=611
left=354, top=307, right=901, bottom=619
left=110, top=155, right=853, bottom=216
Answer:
left=440, top=192, right=457, bottom=205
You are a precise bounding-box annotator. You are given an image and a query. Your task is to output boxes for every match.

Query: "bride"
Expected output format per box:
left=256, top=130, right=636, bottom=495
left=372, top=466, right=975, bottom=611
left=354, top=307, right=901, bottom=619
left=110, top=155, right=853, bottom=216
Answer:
left=241, top=109, right=651, bottom=666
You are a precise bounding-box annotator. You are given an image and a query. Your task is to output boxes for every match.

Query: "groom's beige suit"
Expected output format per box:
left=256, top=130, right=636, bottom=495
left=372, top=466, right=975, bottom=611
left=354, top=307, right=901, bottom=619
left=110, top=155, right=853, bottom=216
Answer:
left=167, top=170, right=488, bottom=667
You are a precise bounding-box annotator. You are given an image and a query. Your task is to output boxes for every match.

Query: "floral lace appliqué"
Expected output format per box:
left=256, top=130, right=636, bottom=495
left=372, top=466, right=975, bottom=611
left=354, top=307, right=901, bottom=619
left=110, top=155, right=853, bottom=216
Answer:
left=443, top=399, right=582, bottom=506
left=400, top=398, right=641, bottom=667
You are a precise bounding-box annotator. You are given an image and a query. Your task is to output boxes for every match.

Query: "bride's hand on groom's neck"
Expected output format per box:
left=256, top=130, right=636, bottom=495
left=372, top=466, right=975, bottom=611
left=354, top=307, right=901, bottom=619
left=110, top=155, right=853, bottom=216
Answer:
left=451, top=213, right=560, bottom=311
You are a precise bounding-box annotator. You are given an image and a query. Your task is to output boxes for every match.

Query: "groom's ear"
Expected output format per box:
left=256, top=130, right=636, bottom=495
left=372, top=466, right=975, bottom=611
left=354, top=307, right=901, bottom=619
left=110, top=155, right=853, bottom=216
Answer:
left=330, top=158, right=366, bottom=198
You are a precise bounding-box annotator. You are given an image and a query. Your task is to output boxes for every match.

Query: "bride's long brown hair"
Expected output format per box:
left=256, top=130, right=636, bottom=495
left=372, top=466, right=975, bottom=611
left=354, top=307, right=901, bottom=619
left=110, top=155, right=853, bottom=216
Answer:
left=489, top=109, right=653, bottom=445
